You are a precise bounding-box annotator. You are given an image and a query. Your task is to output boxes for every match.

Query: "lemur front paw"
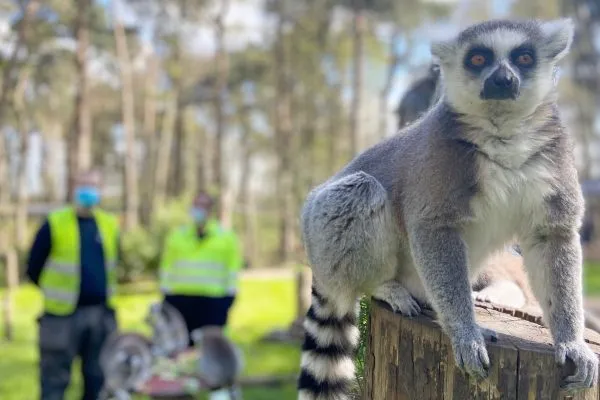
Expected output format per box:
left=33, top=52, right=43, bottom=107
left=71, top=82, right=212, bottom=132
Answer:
left=450, top=327, right=490, bottom=380
left=556, top=340, right=599, bottom=391
left=373, top=281, right=421, bottom=317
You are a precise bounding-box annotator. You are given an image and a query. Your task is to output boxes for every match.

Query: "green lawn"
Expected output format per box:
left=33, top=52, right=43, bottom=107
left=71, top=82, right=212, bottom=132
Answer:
left=585, top=262, right=600, bottom=296
left=0, top=278, right=301, bottom=400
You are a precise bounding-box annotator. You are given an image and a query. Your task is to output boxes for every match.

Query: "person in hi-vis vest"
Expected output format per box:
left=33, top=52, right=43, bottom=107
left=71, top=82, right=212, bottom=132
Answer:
left=159, top=192, right=243, bottom=346
left=26, top=169, right=120, bottom=400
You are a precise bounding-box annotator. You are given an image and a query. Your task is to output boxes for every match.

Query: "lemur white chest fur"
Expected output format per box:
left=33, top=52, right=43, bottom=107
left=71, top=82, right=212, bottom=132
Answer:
left=461, top=118, right=557, bottom=269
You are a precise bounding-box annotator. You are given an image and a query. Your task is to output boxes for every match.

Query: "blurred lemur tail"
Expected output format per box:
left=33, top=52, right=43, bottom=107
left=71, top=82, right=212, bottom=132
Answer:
left=297, top=286, right=359, bottom=400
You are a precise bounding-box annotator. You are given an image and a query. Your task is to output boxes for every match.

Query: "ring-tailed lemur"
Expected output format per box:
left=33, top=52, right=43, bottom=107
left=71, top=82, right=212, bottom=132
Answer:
left=396, top=43, right=600, bottom=334
left=396, top=64, right=442, bottom=129
left=191, top=326, right=244, bottom=400
left=298, top=18, right=599, bottom=400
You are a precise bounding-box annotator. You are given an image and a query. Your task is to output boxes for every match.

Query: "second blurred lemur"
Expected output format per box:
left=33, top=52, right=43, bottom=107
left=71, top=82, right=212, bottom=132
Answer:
left=396, top=64, right=600, bottom=333
left=395, top=63, right=442, bottom=129
left=191, top=326, right=244, bottom=400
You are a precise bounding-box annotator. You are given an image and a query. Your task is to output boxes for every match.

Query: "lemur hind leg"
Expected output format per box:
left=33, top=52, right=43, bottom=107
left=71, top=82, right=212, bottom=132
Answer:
left=298, top=171, right=417, bottom=400
left=373, top=280, right=421, bottom=316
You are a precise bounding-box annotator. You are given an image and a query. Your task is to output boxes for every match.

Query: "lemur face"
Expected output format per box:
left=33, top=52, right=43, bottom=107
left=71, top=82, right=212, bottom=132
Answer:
left=431, top=19, right=574, bottom=118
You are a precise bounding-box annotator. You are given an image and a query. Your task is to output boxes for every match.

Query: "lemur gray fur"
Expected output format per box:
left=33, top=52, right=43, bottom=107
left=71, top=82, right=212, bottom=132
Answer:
left=191, top=326, right=244, bottom=399
left=298, top=18, right=599, bottom=400
left=396, top=45, right=600, bottom=334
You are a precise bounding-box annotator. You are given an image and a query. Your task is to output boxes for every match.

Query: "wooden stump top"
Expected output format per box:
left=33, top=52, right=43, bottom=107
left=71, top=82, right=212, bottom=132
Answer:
left=364, top=300, right=600, bottom=400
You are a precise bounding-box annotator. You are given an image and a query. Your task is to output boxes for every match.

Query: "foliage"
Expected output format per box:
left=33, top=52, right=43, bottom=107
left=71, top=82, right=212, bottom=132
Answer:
left=0, top=277, right=300, bottom=399
left=354, top=296, right=371, bottom=396
left=119, top=226, right=160, bottom=282
left=118, top=197, right=191, bottom=282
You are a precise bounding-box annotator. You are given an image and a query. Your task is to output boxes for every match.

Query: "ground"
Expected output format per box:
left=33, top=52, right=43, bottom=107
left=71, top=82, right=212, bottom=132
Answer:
left=3, top=264, right=600, bottom=400
left=0, top=276, right=301, bottom=400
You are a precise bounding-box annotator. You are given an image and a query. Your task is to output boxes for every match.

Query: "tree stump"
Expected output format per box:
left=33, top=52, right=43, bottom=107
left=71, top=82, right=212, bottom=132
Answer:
left=363, top=300, right=600, bottom=400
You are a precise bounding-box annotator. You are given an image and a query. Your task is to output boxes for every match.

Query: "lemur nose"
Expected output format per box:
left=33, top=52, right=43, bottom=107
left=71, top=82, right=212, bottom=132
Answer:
left=493, top=71, right=513, bottom=87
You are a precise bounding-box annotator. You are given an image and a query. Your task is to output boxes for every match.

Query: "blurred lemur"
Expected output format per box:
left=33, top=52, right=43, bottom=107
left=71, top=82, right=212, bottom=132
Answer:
left=298, top=18, right=599, bottom=400
left=192, top=326, right=244, bottom=400
left=396, top=63, right=442, bottom=129
left=474, top=247, right=600, bottom=333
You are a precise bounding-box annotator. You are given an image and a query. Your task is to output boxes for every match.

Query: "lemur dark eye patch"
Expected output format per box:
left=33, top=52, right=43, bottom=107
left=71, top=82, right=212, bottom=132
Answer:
left=510, top=44, right=536, bottom=69
left=464, top=47, right=494, bottom=72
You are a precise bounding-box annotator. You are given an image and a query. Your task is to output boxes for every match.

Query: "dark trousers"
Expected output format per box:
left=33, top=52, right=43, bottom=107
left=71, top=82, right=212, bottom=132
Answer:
left=38, top=305, right=117, bottom=400
left=164, top=295, right=235, bottom=346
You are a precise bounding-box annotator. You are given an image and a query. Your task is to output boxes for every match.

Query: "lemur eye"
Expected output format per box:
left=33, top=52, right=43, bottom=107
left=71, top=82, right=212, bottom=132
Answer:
left=464, top=47, right=493, bottom=71
left=470, top=54, right=486, bottom=67
left=516, top=52, right=534, bottom=66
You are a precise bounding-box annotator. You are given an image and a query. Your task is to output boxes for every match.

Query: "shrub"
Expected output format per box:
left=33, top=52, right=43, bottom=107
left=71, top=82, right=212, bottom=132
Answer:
left=118, top=198, right=192, bottom=283
left=119, top=226, right=160, bottom=282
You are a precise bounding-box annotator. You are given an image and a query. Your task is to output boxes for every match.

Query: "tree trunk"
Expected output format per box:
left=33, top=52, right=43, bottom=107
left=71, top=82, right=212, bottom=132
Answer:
left=273, top=11, right=295, bottom=264
left=349, top=0, right=365, bottom=156
left=13, top=68, right=30, bottom=251
left=169, top=101, right=185, bottom=198
left=41, top=123, right=61, bottom=202
left=0, top=0, right=38, bottom=205
left=364, top=300, right=600, bottom=400
left=196, top=127, right=208, bottom=194
left=14, top=130, right=29, bottom=251
left=154, top=96, right=177, bottom=210
left=378, top=28, right=400, bottom=140
left=69, top=0, right=92, bottom=201
left=212, top=0, right=230, bottom=220
left=236, top=100, right=256, bottom=265
left=0, top=140, right=9, bottom=206
left=140, top=52, right=158, bottom=226
left=2, top=246, right=19, bottom=341
left=114, top=12, right=139, bottom=230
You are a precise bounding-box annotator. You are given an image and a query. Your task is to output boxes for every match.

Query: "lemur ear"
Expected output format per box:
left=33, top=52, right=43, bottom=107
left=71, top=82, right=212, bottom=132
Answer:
left=431, top=38, right=457, bottom=66
left=540, top=18, right=574, bottom=61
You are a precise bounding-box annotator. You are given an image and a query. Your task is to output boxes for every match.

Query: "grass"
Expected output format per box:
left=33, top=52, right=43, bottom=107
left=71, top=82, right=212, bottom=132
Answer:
left=0, top=277, right=301, bottom=400
left=585, top=262, right=600, bottom=296
left=6, top=264, right=600, bottom=400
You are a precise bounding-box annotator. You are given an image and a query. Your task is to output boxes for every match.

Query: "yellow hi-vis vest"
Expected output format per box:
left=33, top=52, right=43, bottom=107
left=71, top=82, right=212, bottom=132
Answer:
left=38, top=206, right=119, bottom=315
left=159, top=220, right=243, bottom=297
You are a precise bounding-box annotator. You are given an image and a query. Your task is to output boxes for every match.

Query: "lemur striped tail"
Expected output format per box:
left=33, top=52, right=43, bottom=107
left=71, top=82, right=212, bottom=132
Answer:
left=297, top=286, right=360, bottom=400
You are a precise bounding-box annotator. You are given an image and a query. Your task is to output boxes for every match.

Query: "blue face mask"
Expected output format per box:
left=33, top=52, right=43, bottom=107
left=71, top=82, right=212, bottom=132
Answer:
left=191, top=207, right=208, bottom=224
left=74, top=186, right=100, bottom=208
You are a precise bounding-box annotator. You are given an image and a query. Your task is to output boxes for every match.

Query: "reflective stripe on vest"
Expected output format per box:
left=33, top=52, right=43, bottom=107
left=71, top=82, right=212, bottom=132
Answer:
left=160, top=261, right=238, bottom=295
left=39, top=207, right=119, bottom=315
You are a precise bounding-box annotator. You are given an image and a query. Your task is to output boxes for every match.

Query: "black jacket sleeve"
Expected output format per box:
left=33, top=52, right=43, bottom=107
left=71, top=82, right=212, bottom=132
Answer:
left=26, top=220, right=52, bottom=285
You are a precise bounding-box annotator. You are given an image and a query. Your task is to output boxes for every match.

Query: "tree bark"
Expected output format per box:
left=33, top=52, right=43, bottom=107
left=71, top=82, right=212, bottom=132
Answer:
left=13, top=68, right=31, bottom=251
left=196, top=126, right=208, bottom=194
left=154, top=96, right=177, bottom=210
left=68, top=0, right=92, bottom=201
left=235, top=99, right=256, bottom=265
left=41, top=122, right=61, bottom=202
left=349, top=0, right=365, bottom=156
left=212, top=0, right=230, bottom=220
left=169, top=100, right=184, bottom=198
left=273, top=10, right=296, bottom=264
left=140, top=51, right=158, bottom=226
left=364, top=300, right=600, bottom=400
left=0, top=0, right=38, bottom=205
left=114, top=11, right=139, bottom=230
